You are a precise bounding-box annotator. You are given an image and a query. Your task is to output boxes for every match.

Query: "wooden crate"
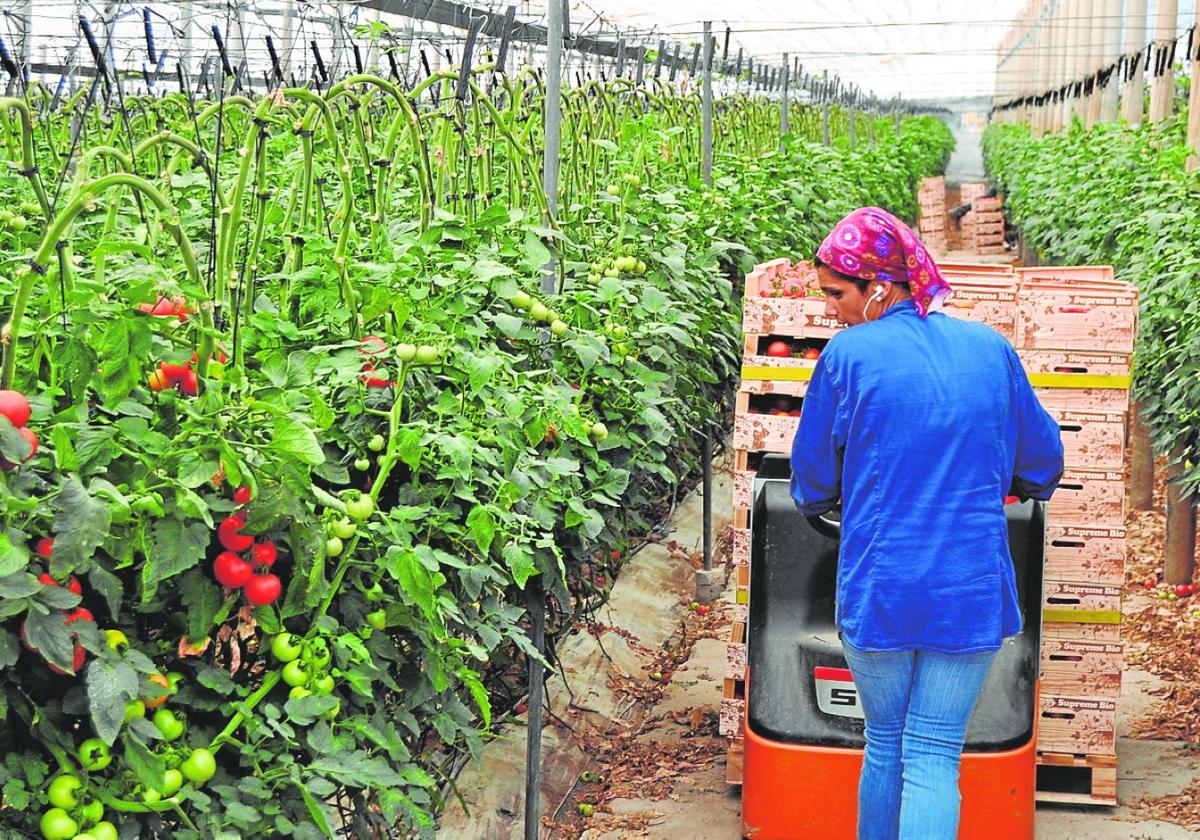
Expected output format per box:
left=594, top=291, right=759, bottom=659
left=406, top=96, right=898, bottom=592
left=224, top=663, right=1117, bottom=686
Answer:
left=725, top=737, right=745, bottom=785
left=719, top=644, right=746, bottom=736
left=1045, top=524, right=1126, bottom=583
left=976, top=244, right=1008, bottom=255
left=1016, top=280, right=1138, bottom=353
left=941, top=279, right=1018, bottom=340
left=739, top=378, right=809, bottom=398
left=745, top=260, right=818, bottom=298
left=1036, top=752, right=1117, bottom=806
left=1036, top=694, right=1117, bottom=755
left=726, top=640, right=747, bottom=680
left=941, top=261, right=1015, bottom=275
left=732, top=469, right=756, bottom=510
left=1042, top=579, right=1122, bottom=626
left=741, top=334, right=822, bottom=385
left=975, top=196, right=1003, bottom=211
left=1022, top=349, right=1132, bottom=412
left=1050, top=408, right=1127, bottom=470
left=734, top=563, right=749, bottom=606
left=1040, top=638, right=1123, bottom=698
left=732, top=524, right=751, bottom=566
left=733, top=390, right=801, bottom=455
left=1043, top=620, right=1121, bottom=642
left=1047, top=468, right=1125, bottom=527
left=742, top=297, right=842, bottom=340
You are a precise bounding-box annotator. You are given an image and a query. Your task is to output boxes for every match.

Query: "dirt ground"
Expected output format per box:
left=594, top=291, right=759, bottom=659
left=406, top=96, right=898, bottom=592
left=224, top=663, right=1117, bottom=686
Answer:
left=541, top=455, right=1200, bottom=840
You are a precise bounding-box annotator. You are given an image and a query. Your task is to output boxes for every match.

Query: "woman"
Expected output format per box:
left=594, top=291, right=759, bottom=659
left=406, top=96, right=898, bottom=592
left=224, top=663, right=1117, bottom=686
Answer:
left=789, top=207, right=1064, bottom=840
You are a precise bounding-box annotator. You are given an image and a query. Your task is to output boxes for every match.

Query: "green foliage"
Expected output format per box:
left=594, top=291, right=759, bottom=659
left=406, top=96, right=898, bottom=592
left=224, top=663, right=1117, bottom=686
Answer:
left=984, top=117, right=1200, bottom=493
left=0, top=74, right=949, bottom=838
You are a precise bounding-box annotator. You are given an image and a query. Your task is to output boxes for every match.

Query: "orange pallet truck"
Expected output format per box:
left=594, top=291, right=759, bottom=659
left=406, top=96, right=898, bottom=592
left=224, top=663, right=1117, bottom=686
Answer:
left=741, top=459, right=1041, bottom=840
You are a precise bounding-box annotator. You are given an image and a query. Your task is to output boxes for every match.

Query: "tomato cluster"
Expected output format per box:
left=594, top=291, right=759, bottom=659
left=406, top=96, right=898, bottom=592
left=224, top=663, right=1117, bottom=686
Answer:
left=209, top=487, right=283, bottom=606
left=272, top=633, right=340, bottom=718
left=508, top=291, right=569, bottom=337
left=0, top=388, right=38, bottom=469
left=137, top=294, right=192, bottom=320
left=358, top=334, right=441, bottom=388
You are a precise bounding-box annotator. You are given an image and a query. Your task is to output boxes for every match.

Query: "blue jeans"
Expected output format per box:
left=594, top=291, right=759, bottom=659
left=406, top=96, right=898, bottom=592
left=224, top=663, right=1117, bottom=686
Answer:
left=841, top=641, right=997, bottom=840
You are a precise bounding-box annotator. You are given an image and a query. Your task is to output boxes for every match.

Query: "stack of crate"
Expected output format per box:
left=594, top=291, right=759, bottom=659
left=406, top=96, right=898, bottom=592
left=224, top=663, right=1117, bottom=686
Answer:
left=958, top=182, right=1006, bottom=254
left=726, top=259, right=1136, bottom=800
left=723, top=257, right=831, bottom=782
left=917, top=176, right=948, bottom=255
left=1014, top=264, right=1137, bottom=806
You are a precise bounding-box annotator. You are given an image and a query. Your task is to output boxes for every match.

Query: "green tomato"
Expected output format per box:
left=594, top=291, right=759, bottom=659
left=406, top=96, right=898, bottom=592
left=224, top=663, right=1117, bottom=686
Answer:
left=281, top=659, right=309, bottom=687
left=610, top=325, right=628, bottom=341
left=47, top=775, right=81, bottom=809
left=344, top=493, right=375, bottom=521
left=153, top=708, right=185, bottom=741
left=79, top=799, right=104, bottom=824
left=353, top=457, right=370, bottom=472
left=325, top=536, right=345, bottom=557
left=365, top=582, right=384, bottom=602
left=39, top=808, right=77, bottom=840
left=90, top=823, right=119, bottom=840
left=329, top=518, right=357, bottom=540
left=549, top=320, right=568, bottom=337
left=636, top=260, right=647, bottom=274
left=623, top=172, right=641, bottom=187
left=271, top=633, right=303, bottom=662
left=529, top=302, right=550, bottom=322
left=289, top=685, right=312, bottom=700
left=103, top=629, right=129, bottom=653
left=77, top=738, right=112, bottom=772
left=123, top=699, right=146, bottom=722
left=306, top=639, right=332, bottom=669
left=159, top=768, right=183, bottom=797
left=604, top=267, right=620, bottom=278
left=138, top=786, right=161, bottom=804
left=605, top=183, right=621, bottom=196
left=396, top=343, right=417, bottom=362
left=313, top=674, right=336, bottom=695
left=414, top=345, right=439, bottom=365
left=590, top=422, right=609, bottom=443
left=9, top=215, right=26, bottom=232
left=324, top=699, right=341, bottom=720
left=180, top=748, right=216, bottom=785
left=367, top=434, right=385, bottom=452
left=510, top=291, right=532, bottom=310
left=366, top=609, right=387, bottom=630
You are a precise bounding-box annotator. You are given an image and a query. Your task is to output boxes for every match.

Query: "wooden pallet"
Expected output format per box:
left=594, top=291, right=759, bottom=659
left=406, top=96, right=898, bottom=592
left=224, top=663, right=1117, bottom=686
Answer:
left=725, top=736, right=745, bottom=785
left=1035, top=752, right=1118, bottom=806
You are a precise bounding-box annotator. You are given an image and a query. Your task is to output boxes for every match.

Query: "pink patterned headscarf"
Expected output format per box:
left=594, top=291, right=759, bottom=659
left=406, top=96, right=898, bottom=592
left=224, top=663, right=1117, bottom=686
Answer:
left=815, top=207, right=952, bottom=318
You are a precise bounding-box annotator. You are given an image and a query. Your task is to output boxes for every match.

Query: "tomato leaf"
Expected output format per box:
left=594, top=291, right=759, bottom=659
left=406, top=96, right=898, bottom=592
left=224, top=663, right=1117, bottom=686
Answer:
left=293, top=777, right=337, bottom=838
left=23, top=608, right=75, bottom=672
left=456, top=667, right=491, bottom=728
left=95, top=317, right=151, bottom=405
left=501, top=541, right=538, bottom=588
left=395, top=426, right=424, bottom=472
left=50, top=476, right=112, bottom=572
left=271, top=415, right=325, bottom=466
left=86, top=657, right=138, bottom=744
left=0, top=571, right=42, bottom=599
left=179, top=568, right=221, bottom=639
left=123, top=732, right=166, bottom=792
left=86, top=563, right=124, bottom=621
left=465, top=505, right=497, bottom=555
left=384, top=546, right=439, bottom=625
left=0, top=533, right=28, bottom=577
left=142, top=519, right=211, bottom=604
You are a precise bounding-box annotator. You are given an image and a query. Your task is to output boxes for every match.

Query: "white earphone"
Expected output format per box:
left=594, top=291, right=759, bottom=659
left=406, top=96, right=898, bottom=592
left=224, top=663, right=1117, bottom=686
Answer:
left=862, top=285, right=886, bottom=320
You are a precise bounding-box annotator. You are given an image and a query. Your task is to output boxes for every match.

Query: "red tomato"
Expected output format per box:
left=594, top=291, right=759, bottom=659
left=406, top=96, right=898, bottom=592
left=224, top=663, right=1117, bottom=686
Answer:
left=213, top=552, right=253, bottom=588
left=788, top=410, right=802, bottom=417
left=18, top=427, right=36, bottom=461
left=37, top=573, right=81, bottom=595
left=360, top=335, right=387, bottom=356
left=160, top=362, right=192, bottom=384
left=177, top=370, right=199, bottom=397
left=765, top=341, right=791, bottom=358
left=1188, top=584, right=1198, bottom=595
left=233, top=486, right=252, bottom=506
left=250, top=541, right=277, bottom=568
left=801, top=348, right=822, bottom=360
left=148, top=369, right=170, bottom=392
left=218, top=514, right=254, bottom=553
left=244, top=573, right=282, bottom=606
left=67, top=607, right=94, bottom=626
left=1175, top=584, right=1191, bottom=598
left=47, top=644, right=87, bottom=676
left=150, top=297, right=177, bottom=316
left=35, top=537, right=53, bottom=558
left=0, top=389, right=31, bottom=427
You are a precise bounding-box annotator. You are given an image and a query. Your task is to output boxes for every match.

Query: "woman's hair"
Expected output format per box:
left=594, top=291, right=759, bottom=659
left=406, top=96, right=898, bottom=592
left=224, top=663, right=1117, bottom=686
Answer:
left=814, top=256, right=911, bottom=295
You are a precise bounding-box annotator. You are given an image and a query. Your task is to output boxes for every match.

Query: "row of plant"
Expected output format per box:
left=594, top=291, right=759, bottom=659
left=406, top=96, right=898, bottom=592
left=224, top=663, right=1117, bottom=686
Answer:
left=0, top=64, right=952, bottom=838
left=983, top=119, right=1199, bottom=494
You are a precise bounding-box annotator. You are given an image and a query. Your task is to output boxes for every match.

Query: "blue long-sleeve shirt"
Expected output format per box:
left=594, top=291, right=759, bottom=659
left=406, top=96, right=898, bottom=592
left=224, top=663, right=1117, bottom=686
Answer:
left=790, top=299, right=1064, bottom=653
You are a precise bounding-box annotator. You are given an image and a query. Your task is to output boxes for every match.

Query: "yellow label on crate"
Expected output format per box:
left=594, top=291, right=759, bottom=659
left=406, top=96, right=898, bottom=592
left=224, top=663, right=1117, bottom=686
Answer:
left=1042, top=609, right=1122, bottom=625
left=736, top=588, right=748, bottom=605
left=740, top=366, right=815, bottom=382
left=1028, top=373, right=1131, bottom=390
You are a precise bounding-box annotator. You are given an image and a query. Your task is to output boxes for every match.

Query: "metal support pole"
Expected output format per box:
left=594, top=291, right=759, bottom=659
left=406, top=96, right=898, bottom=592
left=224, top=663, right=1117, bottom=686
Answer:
left=525, top=7, right=561, bottom=835
left=701, top=21, right=714, bottom=572
left=780, top=51, right=789, bottom=150
left=701, top=22, right=713, bottom=186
